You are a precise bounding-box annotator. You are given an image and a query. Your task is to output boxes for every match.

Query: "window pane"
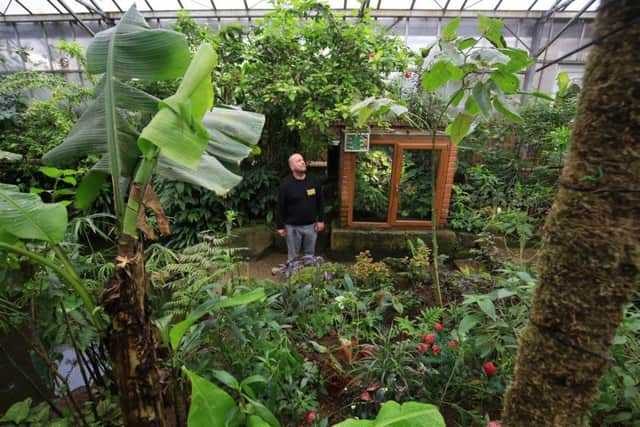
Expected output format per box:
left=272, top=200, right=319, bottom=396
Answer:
left=353, top=145, right=394, bottom=222
left=397, top=149, right=439, bottom=221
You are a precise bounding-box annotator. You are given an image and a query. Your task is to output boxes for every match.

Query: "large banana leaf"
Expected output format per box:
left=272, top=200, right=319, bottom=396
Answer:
left=86, top=6, right=190, bottom=81
left=43, top=5, right=191, bottom=217
left=155, top=107, right=265, bottom=195
left=42, top=92, right=141, bottom=177
left=43, top=4, right=265, bottom=211
left=138, top=44, right=216, bottom=170
left=0, top=184, right=68, bottom=244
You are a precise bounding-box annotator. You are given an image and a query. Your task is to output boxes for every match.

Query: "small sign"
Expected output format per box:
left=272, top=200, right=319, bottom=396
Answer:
left=344, top=133, right=370, bottom=152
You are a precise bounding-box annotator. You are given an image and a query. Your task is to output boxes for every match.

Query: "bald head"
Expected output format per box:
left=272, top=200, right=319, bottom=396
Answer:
left=288, top=153, right=307, bottom=177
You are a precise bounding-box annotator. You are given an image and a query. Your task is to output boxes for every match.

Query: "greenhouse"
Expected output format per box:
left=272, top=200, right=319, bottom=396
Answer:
left=0, top=0, right=638, bottom=426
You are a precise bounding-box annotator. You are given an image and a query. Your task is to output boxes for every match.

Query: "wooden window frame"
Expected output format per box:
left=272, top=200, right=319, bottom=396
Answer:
left=346, top=137, right=453, bottom=228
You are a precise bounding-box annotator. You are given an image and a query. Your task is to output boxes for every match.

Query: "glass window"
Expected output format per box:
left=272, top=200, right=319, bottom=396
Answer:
left=353, top=145, right=394, bottom=222
left=397, top=149, right=439, bottom=221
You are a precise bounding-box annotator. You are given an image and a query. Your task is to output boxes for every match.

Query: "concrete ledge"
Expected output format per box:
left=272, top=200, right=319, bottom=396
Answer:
left=330, top=226, right=459, bottom=261
left=230, top=225, right=273, bottom=258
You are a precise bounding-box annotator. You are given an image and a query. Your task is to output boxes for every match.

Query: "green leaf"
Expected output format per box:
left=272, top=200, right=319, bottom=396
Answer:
left=333, top=401, right=445, bottom=427
left=183, top=368, right=238, bottom=427
left=75, top=171, right=107, bottom=210
left=464, top=96, right=480, bottom=116
left=87, top=5, right=190, bottom=80
left=492, top=95, right=523, bottom=124
left=153, top=314, right=173, bottom=348
left=516, top=90, right=553, bottom=101
left=211, top=370, right=240, bottom=390
left=156, top=107, right=265, bottom=196
left=494, top=288, right=517, bottom=299
left=42, top=91, right=141, bottom=176
left=457, top=37, right=477, bottom=50
left=0, top=150, right=22, bottom=162
left=477, top=298, right=497, bottom=320
left=445, top=113, right=475, bottom=144
left=247, top=415, right=271, bottom=427
left=40, top=166, right=63, bottom=179
left=157, top=154, right=242, bottom=197
left=421, top=60, right=463, bottom=92
left=442, top=17, right=461, bottom=42
left=478, top=15, right=505, bottom=48
left=309, top=340, right=328, bottom=353
left=472, top=82, right=492, bottom=118
left=458, top=314, right=480, bottom=336
left=604, top=412, right=632, bottom=424
left=0, top=398, right=31, bottom=423
left=420, top=46, right=433, bottom=58
left=240, top=375, right=268, bottom=389
left=450, top=89, right=465, bottom=107
left=499, top=48, right=532, bottom=73
left=138, top=44, right=218, bottom=169
left=490, top=69, right=520, bottom=94
left=170, top=288, right=266, bottom=350
left=557, top=71, right=570, bottom=92
left=0, top=184, right=68, bottom=243
left=246, top=397, right=281, bottom=427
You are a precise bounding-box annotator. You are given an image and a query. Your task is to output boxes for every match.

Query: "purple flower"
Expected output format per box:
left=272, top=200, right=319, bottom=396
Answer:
left=324, top=271, right=333, bottom=281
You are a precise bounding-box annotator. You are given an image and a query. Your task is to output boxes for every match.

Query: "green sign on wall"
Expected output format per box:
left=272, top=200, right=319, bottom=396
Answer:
left=344, top=133, right=370, bottom=152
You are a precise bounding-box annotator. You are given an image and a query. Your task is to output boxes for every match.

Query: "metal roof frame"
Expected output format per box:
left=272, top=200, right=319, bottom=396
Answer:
left=0, top=8, right=597, bottom=23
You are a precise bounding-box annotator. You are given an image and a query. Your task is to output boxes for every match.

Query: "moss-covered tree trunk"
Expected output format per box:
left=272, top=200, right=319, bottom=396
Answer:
left=502, top=1, right=640, bottom=425
left=102, top=233, right=177, bottom=426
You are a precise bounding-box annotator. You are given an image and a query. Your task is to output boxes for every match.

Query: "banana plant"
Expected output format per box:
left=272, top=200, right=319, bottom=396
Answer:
left=39, top=5, right=265, bottom=426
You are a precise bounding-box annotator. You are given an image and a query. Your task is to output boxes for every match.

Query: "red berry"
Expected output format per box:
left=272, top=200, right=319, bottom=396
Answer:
left=432, top=344, right=441, bottom=355
left=405, top=71, right=412, bottom=79
left=434, top=322, right=443, bottom=331
left=486, top=422, right=502, bottom=427
left=368, top=52, right=376, bottom=58
left=483, top=361, right=497, bottom=377
left=417, top=343, right=429, bottom=353
left=423, top=333, right=436, bottom=344
left=305, top=411, right=317, bottom=424
left=447, top=340, right=459, bottom=348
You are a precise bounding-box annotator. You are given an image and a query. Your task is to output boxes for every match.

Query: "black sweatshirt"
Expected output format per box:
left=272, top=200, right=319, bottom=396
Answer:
left=276, top=175, right=324, bottom=228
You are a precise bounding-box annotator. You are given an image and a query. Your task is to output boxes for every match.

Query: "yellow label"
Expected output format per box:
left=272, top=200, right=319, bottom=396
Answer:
left=306, top=188, right=316, bottom=196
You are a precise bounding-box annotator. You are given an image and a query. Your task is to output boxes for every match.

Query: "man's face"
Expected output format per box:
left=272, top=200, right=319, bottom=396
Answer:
left=290, top=154, right=306, bottom=173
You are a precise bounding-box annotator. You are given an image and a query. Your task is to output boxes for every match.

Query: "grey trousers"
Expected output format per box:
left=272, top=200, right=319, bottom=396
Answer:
left=285, top=224, right=317, bottom=262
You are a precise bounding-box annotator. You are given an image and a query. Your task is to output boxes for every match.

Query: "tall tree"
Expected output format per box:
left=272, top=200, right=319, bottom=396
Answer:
left=503, top=0, right=639, bottom=425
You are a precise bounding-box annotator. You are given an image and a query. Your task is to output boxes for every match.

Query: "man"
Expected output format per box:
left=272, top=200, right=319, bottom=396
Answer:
left=276, top=153, right=325, bottom=263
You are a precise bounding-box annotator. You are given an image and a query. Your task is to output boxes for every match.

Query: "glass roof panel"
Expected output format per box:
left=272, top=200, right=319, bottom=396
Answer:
left=491, top=0, right=535, bottom=11
left=147, top=0, right=183, bottom=11
left=179, top=0, right=213, bottom=10
left=327, top=0, right=361, bottom=8
left=464, top=0, right=499, bottom=10
left=527, top=0, right=559, bottom=11
left=18, top=0, right=61, bottom=13
left=4, top=0, right=30, bottom=14
left=212, top=0, right=247, bottom=8
left=56, top=0, right=88, bottom=13
left=565, top=0, right=600, bottom=11
left=135, top=1, right=152, bottom=11
left=379, top=0, right=413, bottom=9
left=442, top=0, right=466, bottom=10
left=92, top=0, right=125, bottom=12
left=411, top=0, right=444, bottom=9
left=247, top=0, right=275, bottom=8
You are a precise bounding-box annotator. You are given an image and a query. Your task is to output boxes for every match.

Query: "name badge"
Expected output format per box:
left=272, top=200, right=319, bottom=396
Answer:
left=306, top=188, right=316, bottom=196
